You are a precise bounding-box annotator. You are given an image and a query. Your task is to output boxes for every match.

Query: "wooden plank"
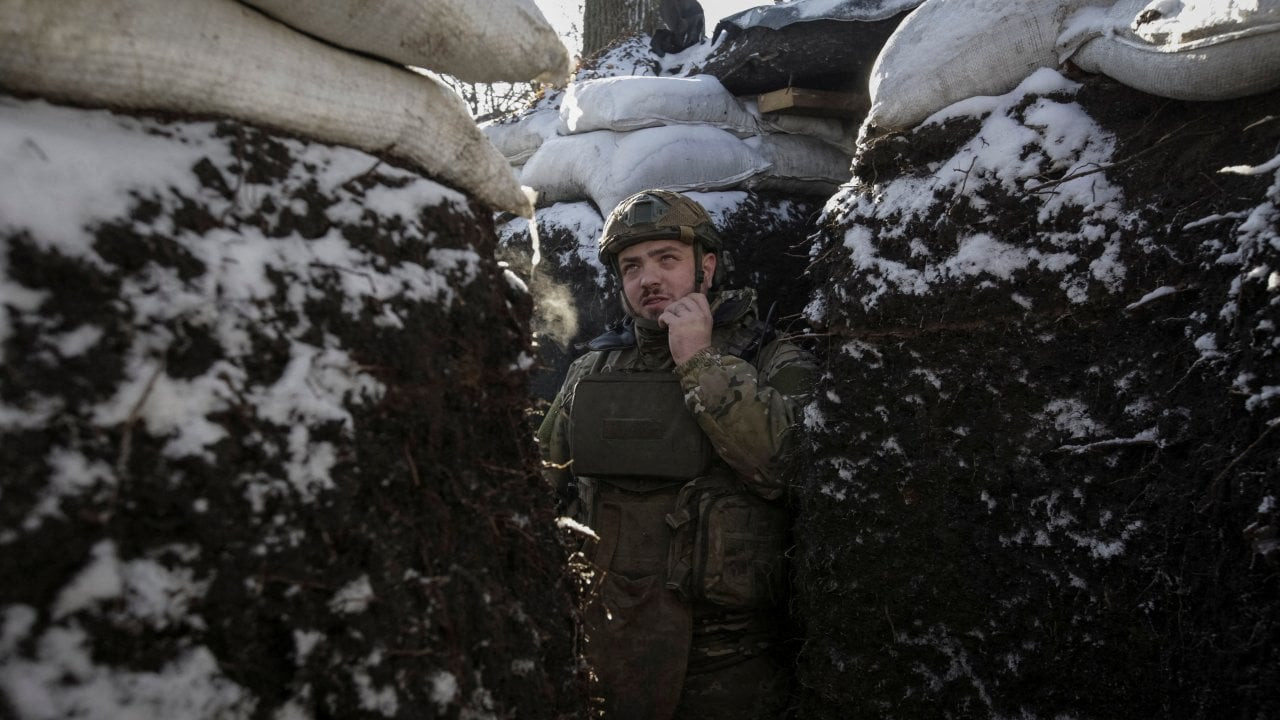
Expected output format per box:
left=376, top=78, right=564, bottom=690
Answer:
left=757, top=86, right=868, bottom=118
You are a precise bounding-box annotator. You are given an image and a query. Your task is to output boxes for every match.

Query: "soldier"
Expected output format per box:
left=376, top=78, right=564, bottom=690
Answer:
left=537, top=189, right=816, bottom=719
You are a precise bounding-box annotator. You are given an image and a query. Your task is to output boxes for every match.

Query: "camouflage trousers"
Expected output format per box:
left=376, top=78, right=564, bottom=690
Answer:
left=674, top=608, right=794, bottom=720
left=674, top=652, right=792, bottom=720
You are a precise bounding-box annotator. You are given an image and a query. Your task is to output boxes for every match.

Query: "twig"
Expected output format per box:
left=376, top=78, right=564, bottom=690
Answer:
left=1243, top=115, right=1278, bottom=132
left=1024, top=119, right=1204, bottom=193
left=403, top=440, right=421, bottom=487
left=340, top=158, right=383, bottom=192
left=116, top=361, right=166, bottom=479
left=1052, top=436, right=1158, bottom=454
left=1198, top=418, right=1280, bottom=513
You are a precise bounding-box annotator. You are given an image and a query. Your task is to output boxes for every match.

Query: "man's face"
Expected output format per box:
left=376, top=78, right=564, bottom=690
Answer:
left=617, top=238, right=716, bottom=320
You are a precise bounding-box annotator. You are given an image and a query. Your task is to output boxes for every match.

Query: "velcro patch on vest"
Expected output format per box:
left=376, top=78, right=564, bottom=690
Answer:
left=571, top=372, right=711, bottom=480
left=603, top=418, right=665, bottom=439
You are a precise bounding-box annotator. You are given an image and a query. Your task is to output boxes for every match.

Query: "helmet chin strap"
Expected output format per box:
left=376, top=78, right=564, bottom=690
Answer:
left=681, top=226, right=705, bottom=291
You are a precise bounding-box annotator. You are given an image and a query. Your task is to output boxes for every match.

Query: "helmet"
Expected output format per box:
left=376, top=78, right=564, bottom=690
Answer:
left=598, top=190, right=724, bottom=274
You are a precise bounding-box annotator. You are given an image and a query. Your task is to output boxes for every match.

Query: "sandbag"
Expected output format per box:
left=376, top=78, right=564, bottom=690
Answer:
left=520, top=126, right=771, bottom=215
left=240, top=0, right=569, bottom=85
left=745, top=133, right=853, bottom=195
left=1060, top=0, right=1280, bottom=101
left=865, top=0, right=1103, bottom=132
left=560, top=75, right=760, bottom=135
left=0, top=0, right=531, bottom=217
left=483, top=105, right=563, bottom=165
left=744, top=100, right=859, bottom=154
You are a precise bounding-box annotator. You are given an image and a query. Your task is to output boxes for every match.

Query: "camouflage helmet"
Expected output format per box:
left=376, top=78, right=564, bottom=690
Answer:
left=599, top=190, right=724, bottom=274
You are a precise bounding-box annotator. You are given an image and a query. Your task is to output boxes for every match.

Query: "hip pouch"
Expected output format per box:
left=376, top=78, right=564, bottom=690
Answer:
left=665, top=477, right=788, bottom=609
left=570, top=371, right=711, bottom=479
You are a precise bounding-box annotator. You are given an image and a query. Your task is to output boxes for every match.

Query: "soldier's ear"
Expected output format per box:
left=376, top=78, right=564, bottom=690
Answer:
left=701, top=253, right=717, bottom=292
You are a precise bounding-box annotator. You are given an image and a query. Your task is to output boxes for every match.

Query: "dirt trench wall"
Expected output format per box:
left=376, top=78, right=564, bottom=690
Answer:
left=793, top=77, right=1280, bottom=719
left=0, top=97, right=585, bottom=719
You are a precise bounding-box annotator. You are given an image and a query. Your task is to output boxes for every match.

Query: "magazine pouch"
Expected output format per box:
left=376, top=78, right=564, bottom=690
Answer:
left=665, top=475, right=787, bottom=609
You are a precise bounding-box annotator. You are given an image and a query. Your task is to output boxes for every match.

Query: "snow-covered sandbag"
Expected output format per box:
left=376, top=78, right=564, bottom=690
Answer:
left=865, top=0, right=1101, bottom=132
left=483, top=105, right=563, bottom=165
left=718, top=0, right=923, bottom=33
left=560, top=75, right=761, bottom=136
left=0, top=0, right=531, bottom=216
left=241, top=0, right=569, bottom=85
left=1059, top=0, right=1280, bottom=101
left=519, top=131, right=619, bottom=206
left=745, top=133, right=853, bottom=195
left=520, top=126, right=772, bottom=214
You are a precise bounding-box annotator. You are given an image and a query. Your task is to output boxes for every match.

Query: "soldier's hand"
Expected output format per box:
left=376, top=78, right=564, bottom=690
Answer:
left=659, top=292, right=713, bottom=366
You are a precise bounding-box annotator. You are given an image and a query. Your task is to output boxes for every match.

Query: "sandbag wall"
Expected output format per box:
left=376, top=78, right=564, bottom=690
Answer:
left=792, top=69, right=1279, bottom=719
left=492, top=70, right=856, bottom=214
left=0, top=98, right=586, bottom=719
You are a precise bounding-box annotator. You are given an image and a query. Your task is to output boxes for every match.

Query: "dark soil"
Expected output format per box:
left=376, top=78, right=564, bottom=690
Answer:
left=0, top=107, right=587, bottom=719
left=792, top=77, right=1280, bottom=719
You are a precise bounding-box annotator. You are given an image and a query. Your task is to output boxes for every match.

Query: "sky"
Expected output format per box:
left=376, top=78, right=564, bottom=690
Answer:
left=533, top=0, right=769, bottom=54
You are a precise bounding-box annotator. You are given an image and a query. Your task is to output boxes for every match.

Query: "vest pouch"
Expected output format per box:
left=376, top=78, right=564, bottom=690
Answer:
left=571, top=372, right=712, bottom=480
left=666, top=478, right=787, bottom=610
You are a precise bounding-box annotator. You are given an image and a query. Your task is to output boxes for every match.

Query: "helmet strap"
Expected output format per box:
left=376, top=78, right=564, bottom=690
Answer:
left=684, top=226, right=706, bottom=291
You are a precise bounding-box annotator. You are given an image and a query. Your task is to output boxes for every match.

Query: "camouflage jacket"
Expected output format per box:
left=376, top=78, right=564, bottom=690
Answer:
left=537, top=288, right=816, bottom=507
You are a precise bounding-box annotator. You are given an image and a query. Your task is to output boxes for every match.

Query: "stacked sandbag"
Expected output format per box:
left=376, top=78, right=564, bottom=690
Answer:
left=793, top=65, right=1280, bottom=718
left=0, top=0, right=572, bottom=216
left=1059, top=0, right=1280, bottom=101
left=0, top=97, right=586, bottom=719
left=509, top=72, right=854, bottom=217
left=865, top=0, right=1104, bottom=132
left=241, top=0, right=569, bottom=84
left=704, top=0, right=920, bottom=96
left=867, top=0, right=1280, bottom=133
left=482, top=100, right=564, bottom=167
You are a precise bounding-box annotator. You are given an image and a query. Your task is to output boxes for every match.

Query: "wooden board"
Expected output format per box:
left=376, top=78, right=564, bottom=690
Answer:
left=757, top=86, right=868, bottom=118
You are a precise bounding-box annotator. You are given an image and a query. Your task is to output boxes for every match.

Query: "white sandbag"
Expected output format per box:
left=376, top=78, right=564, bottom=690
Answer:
left=482, top=106, right=563, bottom=165
left=519, top=131, right=619, bottom=205
left=560, top=75, right=760, bottom=136
left=600, top=126, right=771, bottom=214
left=241, top=0, right=570, bottom=85
left=1059, top=0, right=1280, bottom=101
left=745, top=134, right=853, bottom=195
left=0, top=0, right=531, bottom=217
left=865, top=0, right=1103, bottom=132
left=520, top=126, right=771, bottom=215
left=743, top=99, right=859, bottom=154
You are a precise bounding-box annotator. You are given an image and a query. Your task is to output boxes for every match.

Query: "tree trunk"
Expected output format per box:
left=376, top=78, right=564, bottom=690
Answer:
left=582, top=0, right=663, bottom=58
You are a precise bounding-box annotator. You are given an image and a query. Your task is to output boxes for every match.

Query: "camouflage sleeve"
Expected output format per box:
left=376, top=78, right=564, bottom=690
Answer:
left=536, top=353, right=596, bottom=506
left=536, top=387, right=573, bottom=499
left=675, top=339, right=817, bottom=500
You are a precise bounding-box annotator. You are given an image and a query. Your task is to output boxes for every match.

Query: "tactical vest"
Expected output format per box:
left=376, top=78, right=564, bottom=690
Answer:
left=565, top=297, right=791, bottom=720
left=569, top=366, right=787, bottom=608
left=570, top=370, right=706, bottom=581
